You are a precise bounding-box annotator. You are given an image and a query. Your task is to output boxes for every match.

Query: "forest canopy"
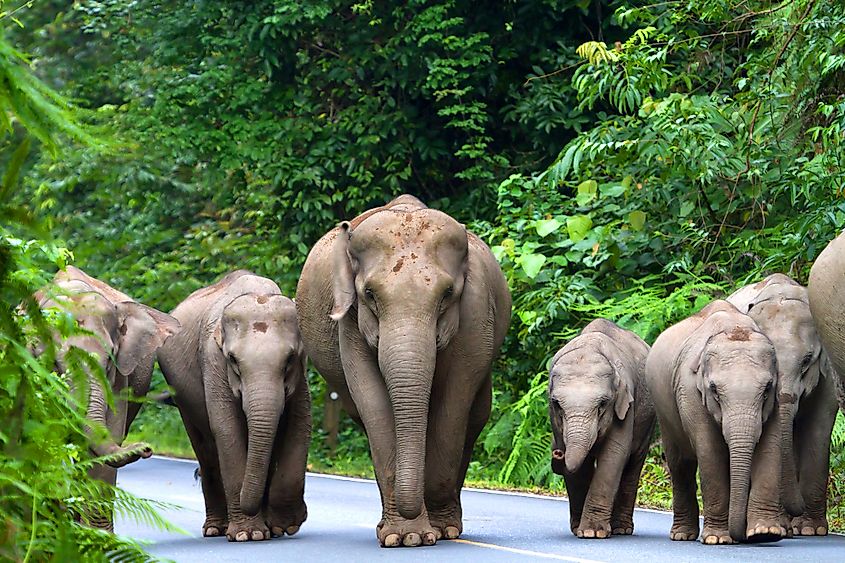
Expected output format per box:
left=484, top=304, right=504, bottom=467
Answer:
left=3, top=0, right=845, bottom=557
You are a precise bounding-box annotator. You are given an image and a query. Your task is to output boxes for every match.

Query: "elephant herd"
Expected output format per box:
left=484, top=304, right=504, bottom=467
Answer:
left=33, top=193, right=845, bottom=550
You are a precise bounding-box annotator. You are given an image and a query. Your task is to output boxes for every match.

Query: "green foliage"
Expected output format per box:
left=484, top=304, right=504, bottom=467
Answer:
left=9, top=0, right=845, bottom=535
left=0, top=24, right=175, bottom=562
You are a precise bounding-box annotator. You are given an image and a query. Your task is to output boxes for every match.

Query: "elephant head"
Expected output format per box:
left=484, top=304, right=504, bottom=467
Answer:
left=47, top=279, right=180, bottom=467
left=329, top=199, right=469, bottom=519
left=213, top=293, right=304, bottom=516
left=729, top=274, right=823, bottom=516
left=684, top=314, right=778, bottom=541
left=548, top=333, right=635, bottom=474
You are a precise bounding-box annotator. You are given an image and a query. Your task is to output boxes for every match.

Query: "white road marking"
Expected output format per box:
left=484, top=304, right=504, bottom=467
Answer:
left=453, top=538, right=608, bottom=563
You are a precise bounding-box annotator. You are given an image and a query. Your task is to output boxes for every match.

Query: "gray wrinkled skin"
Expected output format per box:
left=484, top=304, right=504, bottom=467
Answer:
left=645, top=300, right=786, bottom=545
left=157, top=271, right=310, bottom=542
left=37, top=266, right=180, bottom=529
left=296, top=195, right=511, bottom=547
left=729, top=274, right=837, bottom=536
left=548, top=319, right=655, bottom=539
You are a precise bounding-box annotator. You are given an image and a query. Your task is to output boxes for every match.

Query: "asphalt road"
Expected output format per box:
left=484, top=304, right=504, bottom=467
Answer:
left=116, top=456, right=845, bottom=562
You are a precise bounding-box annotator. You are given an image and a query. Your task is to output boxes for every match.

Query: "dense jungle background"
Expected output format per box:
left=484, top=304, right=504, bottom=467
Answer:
left=3, top=0, right=845, bottom=559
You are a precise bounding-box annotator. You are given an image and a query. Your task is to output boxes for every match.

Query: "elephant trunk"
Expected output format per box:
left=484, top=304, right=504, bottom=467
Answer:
left=379, top=318, right=436, bottom=521
left=85, top=361, right=150, bottom=468
left=726, top=419, right=757, bottom=541
left=563, top=415, right=597, bottom=473
left=240, top=381, right=285, bottom=516
left=778, top=398, right=804, bottom=516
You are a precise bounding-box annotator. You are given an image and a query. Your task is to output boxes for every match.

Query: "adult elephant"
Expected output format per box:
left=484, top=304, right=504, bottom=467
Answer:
left=38, top=266, right=180, bottom=527
left=809, top=229, right=845, bottom=413
left=645, top=300, right=785, bottom=544
left=296, top=195, right=511, bottom=547
left=729, top=273, right=837, bottom=535
left=158, top=271, right=310, bottom=542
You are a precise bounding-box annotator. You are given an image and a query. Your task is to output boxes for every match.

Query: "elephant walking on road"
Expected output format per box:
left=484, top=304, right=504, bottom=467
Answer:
left=296, top=195, right=511, bottom=547
left=158, top=271, right=310, bottom=542
left=37, top=266, right=180, bottom=528
left=809, top=229, right=845, bottom=414
left=728, top=274, right=837, bottom=536
left=548, top=319, right=655, bottom=539
left=645, top=300, right=786, bottom=544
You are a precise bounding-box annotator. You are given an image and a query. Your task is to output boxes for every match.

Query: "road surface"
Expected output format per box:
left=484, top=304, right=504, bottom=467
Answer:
left=116, top=456, right=845, bottom=562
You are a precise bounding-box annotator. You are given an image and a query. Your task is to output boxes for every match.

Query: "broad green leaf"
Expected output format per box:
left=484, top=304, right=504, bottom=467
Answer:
left=575, top=180, right=598, bottom=205
left=519, top=253, right=546, bottom=279
left=629, top=210, right=646, bottom=231
left=566, top=215, right=593, bottom=242
left=535, top=218, right=561, bottom=237
left=601, top=184, right=626, bottom=198
left=679, top=201, right=695, bottom=218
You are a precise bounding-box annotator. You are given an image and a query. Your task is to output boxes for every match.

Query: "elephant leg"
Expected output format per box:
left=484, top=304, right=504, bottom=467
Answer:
left=563, top=461, right=594, bottom=535
left=180, top=414, right=228, bottom=537
left=663, top=438, right=699, bottom=541
left=339, top=320, right=436, bottom=547
left=207, top=389, right=269, bottom=542
left=611, top=431, right=651, bottom=535
left=424, top=360, right=491, bottom=541
left=86, top=463, right=117, bottom=531
left=746, top=413, right=787, bottom=542
left=792, top=385, right=837, bottom=536
left=694, top=429, right=733, bottom=544
left=577, top=424, right=632, bottom=539
left=265, top=383, right=311, bottom=537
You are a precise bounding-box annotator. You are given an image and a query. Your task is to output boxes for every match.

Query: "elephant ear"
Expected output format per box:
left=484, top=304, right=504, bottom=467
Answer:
left=692, top=338, right=724, bottom=422
left=436, top=238, right=468, bottom=350
left=212, top=322, right=242, bottom=399
left=114, top=302, right=181, bottom=376
left=330, top=222, right=356, bottom=321
left=596, top=335, right=634, bottom=420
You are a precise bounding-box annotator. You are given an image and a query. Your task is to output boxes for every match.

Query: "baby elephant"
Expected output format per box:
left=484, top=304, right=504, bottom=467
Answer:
left=158, top=271, right=310, bottom=542
left=549, top=319, right=654, bottom=538
left=646, top=300, right=785, bottom=544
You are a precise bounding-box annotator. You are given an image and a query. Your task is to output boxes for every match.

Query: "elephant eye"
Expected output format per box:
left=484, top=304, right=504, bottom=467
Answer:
left=364, top=287, right=375, bottom=300
left=228, top=352, right=238, bottom=366
left=598, top=397, right=609, bottom=408
left=444, top=285, right=454, bottom=298
left=709, top=382, right=717, bottom=394
left=284, top=354, right=295, bottom=371
left=764, top=381, right=773, bottom=394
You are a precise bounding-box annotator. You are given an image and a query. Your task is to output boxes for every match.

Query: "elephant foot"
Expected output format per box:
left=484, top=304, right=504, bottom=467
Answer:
left=265, top=501, right=308, bottom=537
left=427, top=504, right=463, bottom=540
left=611, top=515, right=634, bottom=535
left=745, top=521, right=786, bottom=543
left=377, top=512, right=437, bottom=548
left=791, top=515, right=828, bottom=536
left=226, top=516, right=270, bottom=542
left=700, top=526, right=735, bottom=545
left=576, top=517, right=611, bottom=539
left=202, top=516, right=228, bottom=537
left=669, top=524, right=698, bottom=541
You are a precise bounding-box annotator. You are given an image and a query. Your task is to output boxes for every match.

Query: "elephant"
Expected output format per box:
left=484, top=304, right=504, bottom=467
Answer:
left=809, top=229, right=845, bottom=414
left=157, top=270, right=310, bottom=542
left=548, top=319, right=655, bottom=539
left=37, top=266, right=180, bottom=527
left=645, top=300, right=786, bottom=544
left=296, top=194, right=511, bottom=547
left=728, top=273, right=837, bottom=536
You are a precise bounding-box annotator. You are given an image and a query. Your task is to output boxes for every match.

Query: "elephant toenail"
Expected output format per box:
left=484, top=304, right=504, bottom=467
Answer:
left=384, top=533, right=400, bottom=547
left=403, top=532, right=421, bottom=546
left=286, top=525, right=300, bottom=535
